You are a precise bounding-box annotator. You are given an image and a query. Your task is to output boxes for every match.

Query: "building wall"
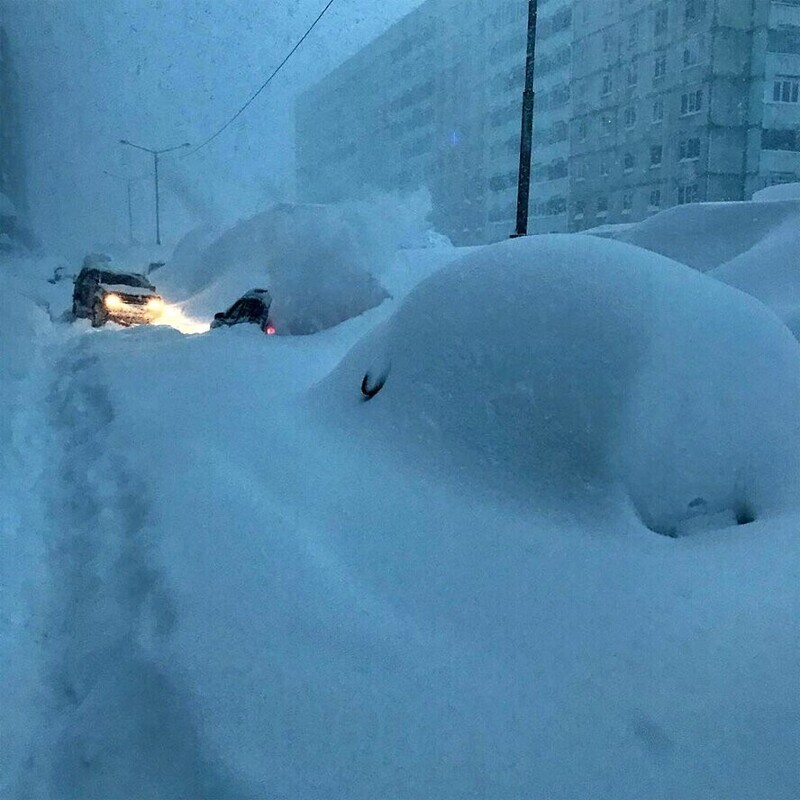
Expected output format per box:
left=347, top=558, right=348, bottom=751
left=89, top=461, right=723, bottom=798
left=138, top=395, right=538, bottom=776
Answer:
left=297, top=0, right=494, bottom=245
left=756, top=0, right=800, bottom=194
left=296, top=0, right=800, bottom=245
left=0, top=25, right=27, bottom=224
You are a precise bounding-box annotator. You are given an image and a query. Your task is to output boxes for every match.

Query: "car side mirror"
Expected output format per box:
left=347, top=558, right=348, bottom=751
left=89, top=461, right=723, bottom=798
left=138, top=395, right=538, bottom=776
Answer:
left=214, top=312, right=224, bottom=320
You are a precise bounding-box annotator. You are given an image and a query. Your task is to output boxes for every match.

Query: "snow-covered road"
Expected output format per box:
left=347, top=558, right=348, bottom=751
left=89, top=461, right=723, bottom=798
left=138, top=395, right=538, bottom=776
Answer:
left=2, top=234, right=799, bottom=799
left=35, top=336, right=245, bottom=798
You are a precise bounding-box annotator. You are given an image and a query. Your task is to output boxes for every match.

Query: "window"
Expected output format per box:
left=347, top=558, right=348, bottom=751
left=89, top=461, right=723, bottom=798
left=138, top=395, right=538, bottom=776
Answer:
left=685, top=0, right=706, bottom=23
left=597, top=196, right=609, bottom=216
left=654, top=54, right=667, bottom=80
left=574, top=200, right=586, bottom=220
left=679, top=137, right=702, bottom=160
left=683, top=38, right=702, bottom=68
left=655, top=6, right=668, bottom=36
left=649, top=188, right=662, bottom=208
left=622, top=192, right=634, bottom=214
left=623, top=152, right=636, bottom=172
left=772, top=76, right=800, bottom=104
left=768, top=27, right=800, bottom=55
left=650, top=144, right=663, bottom=166
left=624, top=106, right=637, bottom=128
left=601, top=73, right=613, bottom=96
left=627, top=59, right=638, bottom=86
left=677, top=184, right=700, bottom=204
left=629, top=22, right=639, bottom=49
left=601, top=114, right=614, bottom=136
left=762, top=128, right=800, bottom=151
left=577, top=119, right=588, bottom=141
left=652, top=98, right=665, bottom=122
left=680, top=88, right=704, bottom=115
left=766, top=172, right=798, bottom=187
left=549, top=159, right=567, bottom=180
left=599, top=155, right=610, bottom=177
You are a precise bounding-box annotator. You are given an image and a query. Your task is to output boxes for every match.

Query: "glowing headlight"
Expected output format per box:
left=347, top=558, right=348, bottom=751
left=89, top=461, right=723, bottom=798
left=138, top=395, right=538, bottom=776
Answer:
left=146, top=297, right=165, bottom=314
left=104, top=293, right=123, bottom=309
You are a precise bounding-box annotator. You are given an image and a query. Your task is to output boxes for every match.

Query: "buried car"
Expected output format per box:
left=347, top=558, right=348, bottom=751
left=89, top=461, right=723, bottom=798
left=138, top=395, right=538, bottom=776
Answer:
left=73, top=265, right=165, bottom=327
left=211, top=289, right=276, bottom=334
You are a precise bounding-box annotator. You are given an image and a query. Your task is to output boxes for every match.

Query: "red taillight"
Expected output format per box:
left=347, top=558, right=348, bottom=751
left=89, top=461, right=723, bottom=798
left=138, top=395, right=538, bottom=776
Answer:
left=264, top=324, right=276, bottom=335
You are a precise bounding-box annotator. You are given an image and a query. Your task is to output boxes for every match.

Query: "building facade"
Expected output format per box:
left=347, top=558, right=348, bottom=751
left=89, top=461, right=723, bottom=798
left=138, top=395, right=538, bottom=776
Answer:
left=569, top=0, right=800, bottom=231
left=0, top=23, right=28, bottom=241
left=296, top=0, right=800, bottom=244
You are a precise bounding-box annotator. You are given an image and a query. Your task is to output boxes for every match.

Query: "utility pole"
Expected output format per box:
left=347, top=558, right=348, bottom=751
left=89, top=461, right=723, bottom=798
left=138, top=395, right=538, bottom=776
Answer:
left=511, top=0, right=538, bottom=239
left=119, top=139, right=190, bottom=246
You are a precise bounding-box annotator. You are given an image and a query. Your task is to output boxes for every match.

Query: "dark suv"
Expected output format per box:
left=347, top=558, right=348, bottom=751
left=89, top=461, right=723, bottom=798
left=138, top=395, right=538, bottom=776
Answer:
left=211, top=289, right=275, bottom=334
left=73, top=266, right=164, bottom=327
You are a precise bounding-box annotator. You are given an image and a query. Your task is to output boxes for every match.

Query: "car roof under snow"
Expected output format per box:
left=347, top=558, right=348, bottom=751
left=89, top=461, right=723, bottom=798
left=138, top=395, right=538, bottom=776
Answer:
left=100, top=283, right=159, bottom=297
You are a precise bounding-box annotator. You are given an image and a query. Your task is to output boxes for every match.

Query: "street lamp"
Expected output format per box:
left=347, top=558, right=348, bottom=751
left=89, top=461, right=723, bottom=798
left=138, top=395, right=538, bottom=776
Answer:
left=511, top=0, right=538, bottom=239
left=119, top=139, right=190, bottom=245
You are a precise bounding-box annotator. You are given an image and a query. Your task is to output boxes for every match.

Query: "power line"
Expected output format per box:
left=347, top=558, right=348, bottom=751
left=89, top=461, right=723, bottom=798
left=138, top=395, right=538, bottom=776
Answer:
left=187, top=0, right=337, bottom=157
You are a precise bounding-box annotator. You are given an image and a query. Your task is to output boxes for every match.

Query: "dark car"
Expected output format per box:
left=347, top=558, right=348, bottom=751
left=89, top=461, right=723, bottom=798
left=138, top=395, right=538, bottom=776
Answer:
left=73, top=265, right=164, bottom=327
left=211, top=289, right=275, bottom=334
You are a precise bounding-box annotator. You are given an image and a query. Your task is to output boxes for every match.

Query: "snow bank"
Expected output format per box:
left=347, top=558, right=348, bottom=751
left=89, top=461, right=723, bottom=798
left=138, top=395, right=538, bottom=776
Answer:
left=586, top=199, right=800, bottom=272
left=5, top=225, right=799, bottom=798
left=752, top=181, right=800, bottom=202
left=163, top=197, right=448, bottom=330
left=582, top=195, right=800, bottom=342
left=316, top=234, right=800, bottom=535
left=164, top=203, right=389, bottom=332
left=83, top=235, right=800, bottom=799
left=0, top=282, right=54, bottom=794
left=711, top=214, right=800, bottom=338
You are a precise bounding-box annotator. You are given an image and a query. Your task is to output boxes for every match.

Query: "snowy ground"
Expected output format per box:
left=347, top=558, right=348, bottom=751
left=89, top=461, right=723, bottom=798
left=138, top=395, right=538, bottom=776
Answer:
left=1, top=200, right=799, bottom=799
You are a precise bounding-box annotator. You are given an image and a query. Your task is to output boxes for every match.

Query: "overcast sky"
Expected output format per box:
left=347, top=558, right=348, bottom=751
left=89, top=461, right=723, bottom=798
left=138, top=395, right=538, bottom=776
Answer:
left=5, top=0, right=424, bottom=254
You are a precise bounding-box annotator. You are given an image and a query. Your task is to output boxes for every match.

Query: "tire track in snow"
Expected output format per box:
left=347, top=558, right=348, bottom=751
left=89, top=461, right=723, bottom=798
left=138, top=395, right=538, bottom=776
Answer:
left=26, top=337, right=248, bottom=800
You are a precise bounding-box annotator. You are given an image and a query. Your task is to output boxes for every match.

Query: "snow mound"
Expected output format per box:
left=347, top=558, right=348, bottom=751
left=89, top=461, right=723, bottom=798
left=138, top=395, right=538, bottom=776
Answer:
left=586, top=199, right=800, bottom=272
left=164, top=203, right=389, bottom=332
left=315, top=234, right=800, bottom=535
left=753, top=182, right=800, bottom=202
left=711, top=213, right=800, bottom=338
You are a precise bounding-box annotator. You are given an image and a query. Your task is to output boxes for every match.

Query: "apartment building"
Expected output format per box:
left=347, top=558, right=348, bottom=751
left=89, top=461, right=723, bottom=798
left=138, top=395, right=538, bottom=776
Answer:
left=297, top=0, right=493, bottom=245
left=297, top=1, right=800, bottom=243
left=0, top=24, right=27, bottom=238
left=569, top=0, right=800, bottom=230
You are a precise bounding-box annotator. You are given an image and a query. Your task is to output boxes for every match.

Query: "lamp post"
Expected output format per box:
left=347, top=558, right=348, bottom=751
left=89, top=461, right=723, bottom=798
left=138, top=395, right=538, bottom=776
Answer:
left=511, top=0, right=538, bottom=239
left=119, top=139, right=190, bottom=245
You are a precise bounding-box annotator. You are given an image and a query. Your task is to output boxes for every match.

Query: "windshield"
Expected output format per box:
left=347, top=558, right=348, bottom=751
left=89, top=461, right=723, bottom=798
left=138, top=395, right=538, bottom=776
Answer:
left=99, top=271, right=151, bottom=289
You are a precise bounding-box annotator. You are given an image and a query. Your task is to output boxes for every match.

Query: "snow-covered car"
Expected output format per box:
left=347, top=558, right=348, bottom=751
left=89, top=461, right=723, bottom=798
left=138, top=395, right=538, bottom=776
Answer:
left=72, top=266, right=165, bottom=327
left=210, top=289, right=275, bottom=334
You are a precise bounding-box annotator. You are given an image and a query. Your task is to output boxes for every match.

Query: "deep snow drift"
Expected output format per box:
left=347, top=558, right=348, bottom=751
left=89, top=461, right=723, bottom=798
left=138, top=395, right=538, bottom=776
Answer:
left=164, top=198, right=448, bottom=332
left=585, top=186, right=800, bottom=340
left=317, top=234, right=800, bottom=536
left=2, top=215, right=799, bottom=798
left=587, top=196, right=800, bottom=272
